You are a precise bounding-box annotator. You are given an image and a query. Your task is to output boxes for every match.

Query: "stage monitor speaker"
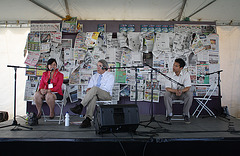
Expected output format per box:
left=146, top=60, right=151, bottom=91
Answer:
left=0, top=111, right=8, bottom=122
left=93, top=104, right=139, bottom=134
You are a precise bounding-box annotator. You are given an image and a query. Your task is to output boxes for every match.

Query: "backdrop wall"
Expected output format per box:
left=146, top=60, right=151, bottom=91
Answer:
left=0, top=26, right=240, bottom=118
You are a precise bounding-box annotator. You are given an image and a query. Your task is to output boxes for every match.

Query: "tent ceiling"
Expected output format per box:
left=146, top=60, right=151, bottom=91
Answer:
left=0, top=0, right=240, bottom=25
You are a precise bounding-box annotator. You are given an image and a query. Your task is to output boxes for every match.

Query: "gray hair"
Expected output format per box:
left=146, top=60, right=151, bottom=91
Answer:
left=98, top=59, right=109, bottom=70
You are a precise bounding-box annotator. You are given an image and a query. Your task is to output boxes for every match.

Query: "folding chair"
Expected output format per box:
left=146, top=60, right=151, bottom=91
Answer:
left=42, top=84, right=68, bottom=124
left=192, top=83, right=217, bottom=118
left=96, top=101, right=112, bottom=105
left=42, top=99, right=64, bottom=124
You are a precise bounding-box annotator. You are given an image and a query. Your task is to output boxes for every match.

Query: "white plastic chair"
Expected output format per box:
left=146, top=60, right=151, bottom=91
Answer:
left=192, top=83, right=217, bottom=118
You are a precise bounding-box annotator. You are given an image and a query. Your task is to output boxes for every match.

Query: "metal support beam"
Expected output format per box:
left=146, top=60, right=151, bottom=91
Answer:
left=29, top=0, right=64, bottom=19
left=187, top=0, right=216, bottom=18
left=64, top=0, right=70, bottom=15
left=178, top=0, right=187, bottom=21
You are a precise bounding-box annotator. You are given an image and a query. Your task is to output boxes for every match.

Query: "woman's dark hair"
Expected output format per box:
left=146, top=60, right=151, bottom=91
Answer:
left=175, top=58, right=186, bottom=68
left=46, top=58, right=57, bottom=70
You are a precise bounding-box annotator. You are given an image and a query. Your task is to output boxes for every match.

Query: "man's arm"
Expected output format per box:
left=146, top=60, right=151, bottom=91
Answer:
left=166, top=86, right=190, bottom=96
left=176, top=86, right=190, bottom=96
left=181, top=86, right=190, bottom=93
left=165, top=87, right=177, bottom=94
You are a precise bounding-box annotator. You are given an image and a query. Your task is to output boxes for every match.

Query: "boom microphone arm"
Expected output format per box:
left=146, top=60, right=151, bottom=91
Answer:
left=143, top=63, right=184, bottom=87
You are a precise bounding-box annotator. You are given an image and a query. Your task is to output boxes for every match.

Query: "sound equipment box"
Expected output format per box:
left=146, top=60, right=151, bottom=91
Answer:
left=93, top=104, right=139, bottom=134
left=0, top=111, right=8, bottom=122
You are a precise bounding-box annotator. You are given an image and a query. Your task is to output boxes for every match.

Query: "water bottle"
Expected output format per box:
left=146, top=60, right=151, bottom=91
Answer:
left=65, top=112, right=70, bottom=126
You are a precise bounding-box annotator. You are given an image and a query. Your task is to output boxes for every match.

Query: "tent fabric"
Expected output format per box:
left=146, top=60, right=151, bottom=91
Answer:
left=0, top=28, right=29, bottom=118
left=217, top=26, right=240, bottom=117
left=0, top=0, right=240, bottom=23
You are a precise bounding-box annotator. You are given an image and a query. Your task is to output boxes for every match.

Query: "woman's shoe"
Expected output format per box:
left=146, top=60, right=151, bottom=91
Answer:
left=49, top=116, right=55, bottom=119
left=49, top=113, right=55, bottom=119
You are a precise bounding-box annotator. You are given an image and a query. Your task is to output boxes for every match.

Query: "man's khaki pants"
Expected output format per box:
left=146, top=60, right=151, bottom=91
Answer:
left=81, top=86, right=112, bottom=119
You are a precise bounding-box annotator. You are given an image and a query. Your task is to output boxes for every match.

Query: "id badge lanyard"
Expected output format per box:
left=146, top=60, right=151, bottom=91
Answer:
left=48, top=70, right=57, bottom=89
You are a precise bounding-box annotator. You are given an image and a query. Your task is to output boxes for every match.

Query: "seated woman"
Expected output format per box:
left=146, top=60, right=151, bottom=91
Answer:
left=34, top=58, right=63, bottom=119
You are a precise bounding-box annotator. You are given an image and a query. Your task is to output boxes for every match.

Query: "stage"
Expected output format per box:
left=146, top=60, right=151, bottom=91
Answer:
left=0, top=114, right=240, bottom=155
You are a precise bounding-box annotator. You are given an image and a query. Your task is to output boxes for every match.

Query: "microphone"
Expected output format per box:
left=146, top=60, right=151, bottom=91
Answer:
left=101, top=66, right=108, bottom=70
left=205, top=70, right=223, bottom=75
left=48, top=68, right=54, bottom=72
left=48, top=69, right=54, bottom=84
left=7, top=65, right=21, bottom=68
left=109, top=66, right=117, bottom=69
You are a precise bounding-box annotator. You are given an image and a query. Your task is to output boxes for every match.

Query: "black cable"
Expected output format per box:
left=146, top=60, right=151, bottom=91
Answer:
left=217, top=116, right=230, bottom=122
left=111, top=132, right=127, bottom=156
left=16, top=115, right=27, bottom=121
left=217, top=115, right=236, bottom=133
left=135, top=131, right=158, bottom=137
left=142, top=138, right=151, bottom=156
left=137, top=129, right=240, bottom=134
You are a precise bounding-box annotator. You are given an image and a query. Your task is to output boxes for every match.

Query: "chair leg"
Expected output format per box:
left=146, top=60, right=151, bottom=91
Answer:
left=195, top=101, right=208, bottom=118
left=192, top=100, right=202, bottom=117
left=42, top=102, right=65, bottom=124
left=58, top=102, right=64, bottom=124
left=199, top=102, right=216, bottom=118
left=193, top=100, right=216, bottom=118
left=196, top=101, right=206, bottom=118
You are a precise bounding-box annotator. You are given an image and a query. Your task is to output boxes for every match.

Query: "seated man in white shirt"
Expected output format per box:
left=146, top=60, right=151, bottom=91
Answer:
left=70, top=59, right=115, bottom=128
left=164, top=58, right=193, bottom=124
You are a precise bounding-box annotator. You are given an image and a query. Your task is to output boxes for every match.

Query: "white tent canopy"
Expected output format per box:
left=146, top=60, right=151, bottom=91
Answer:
left=0, top=0, right=240, bottom=25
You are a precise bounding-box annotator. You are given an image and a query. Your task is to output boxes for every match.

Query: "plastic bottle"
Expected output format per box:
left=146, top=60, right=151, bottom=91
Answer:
left=65, top=112, right=70, bottom=126
left=25, top=112, right=29, bottom=124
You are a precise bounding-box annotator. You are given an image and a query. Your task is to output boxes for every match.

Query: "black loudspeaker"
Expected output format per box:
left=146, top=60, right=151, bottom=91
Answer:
left=94, top=104, right=139, bottom=134
left=0, top=111, right=8, bottom=122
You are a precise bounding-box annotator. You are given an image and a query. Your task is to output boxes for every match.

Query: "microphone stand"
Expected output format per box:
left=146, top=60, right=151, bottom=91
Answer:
left=0, top=65, right=46, bottom=131
left=217, top=70, right=222, bottom=106
left=139, top=63, right=184, bottom=129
